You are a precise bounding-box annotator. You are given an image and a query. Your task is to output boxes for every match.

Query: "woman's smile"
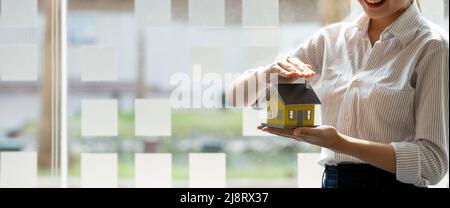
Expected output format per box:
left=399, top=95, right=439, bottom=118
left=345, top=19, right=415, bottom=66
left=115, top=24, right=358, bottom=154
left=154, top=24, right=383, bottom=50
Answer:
left=363, top=0, right=386, bottom=9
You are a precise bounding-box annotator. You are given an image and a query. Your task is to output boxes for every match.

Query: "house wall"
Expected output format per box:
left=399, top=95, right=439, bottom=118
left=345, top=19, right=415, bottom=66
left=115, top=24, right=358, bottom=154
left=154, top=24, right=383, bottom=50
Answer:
left=285, top=105, right=315, bottom=127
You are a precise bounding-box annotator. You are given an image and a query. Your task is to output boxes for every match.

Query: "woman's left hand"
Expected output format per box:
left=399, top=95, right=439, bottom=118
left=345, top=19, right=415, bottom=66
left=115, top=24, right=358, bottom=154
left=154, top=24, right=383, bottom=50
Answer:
left=257, top=125, right=345, bottom=151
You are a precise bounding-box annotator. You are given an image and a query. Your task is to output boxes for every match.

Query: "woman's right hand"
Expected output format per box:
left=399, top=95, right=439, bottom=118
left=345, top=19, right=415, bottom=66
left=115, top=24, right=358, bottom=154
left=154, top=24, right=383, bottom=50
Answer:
left=260, top=55, right=315, bottom=84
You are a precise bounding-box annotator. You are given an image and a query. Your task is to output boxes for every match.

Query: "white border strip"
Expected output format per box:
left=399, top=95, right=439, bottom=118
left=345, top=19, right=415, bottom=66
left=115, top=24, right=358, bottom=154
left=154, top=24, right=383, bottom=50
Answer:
left=60, top=0, right=68, bottom=188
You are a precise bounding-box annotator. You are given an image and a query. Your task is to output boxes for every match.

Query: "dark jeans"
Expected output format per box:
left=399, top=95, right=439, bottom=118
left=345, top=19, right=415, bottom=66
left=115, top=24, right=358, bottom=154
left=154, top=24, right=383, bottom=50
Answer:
left=322, top=164, right=422, bottom=188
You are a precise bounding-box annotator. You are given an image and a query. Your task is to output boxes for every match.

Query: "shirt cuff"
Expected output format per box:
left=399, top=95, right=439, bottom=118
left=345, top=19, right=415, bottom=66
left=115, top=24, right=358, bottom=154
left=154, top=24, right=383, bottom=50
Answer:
left=391, top=142, right=429, bottom=187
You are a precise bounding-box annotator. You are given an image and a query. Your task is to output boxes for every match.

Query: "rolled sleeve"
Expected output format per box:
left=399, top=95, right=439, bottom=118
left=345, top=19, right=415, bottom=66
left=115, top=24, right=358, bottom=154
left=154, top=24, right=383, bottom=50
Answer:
left=391, top=142, right=427, bottom=186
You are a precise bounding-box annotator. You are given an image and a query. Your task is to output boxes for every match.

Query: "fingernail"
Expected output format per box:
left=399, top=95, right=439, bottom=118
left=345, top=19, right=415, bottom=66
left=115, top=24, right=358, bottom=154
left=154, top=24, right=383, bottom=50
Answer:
left=294, top=129, right=302, bottom=136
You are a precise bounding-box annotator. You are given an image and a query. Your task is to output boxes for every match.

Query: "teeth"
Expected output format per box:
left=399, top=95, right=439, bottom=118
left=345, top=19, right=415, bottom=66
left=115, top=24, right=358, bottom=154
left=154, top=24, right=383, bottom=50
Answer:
left=366, top=0, right=383, bottom=4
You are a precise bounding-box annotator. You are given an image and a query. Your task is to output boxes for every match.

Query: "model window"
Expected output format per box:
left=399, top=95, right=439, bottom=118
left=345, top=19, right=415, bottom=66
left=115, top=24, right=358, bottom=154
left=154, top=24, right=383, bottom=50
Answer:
left=278, top=110, right=283, bottom=120
left=306, top=110, right=311, bottom=120
left=289, top=110, right=295, bottom=120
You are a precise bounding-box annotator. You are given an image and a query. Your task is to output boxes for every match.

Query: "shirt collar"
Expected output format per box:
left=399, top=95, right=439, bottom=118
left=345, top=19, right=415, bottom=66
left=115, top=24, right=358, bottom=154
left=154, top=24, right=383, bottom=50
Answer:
left=347, top=1, right=426, bottom=46
left=353, top=13, right=370, bottom=35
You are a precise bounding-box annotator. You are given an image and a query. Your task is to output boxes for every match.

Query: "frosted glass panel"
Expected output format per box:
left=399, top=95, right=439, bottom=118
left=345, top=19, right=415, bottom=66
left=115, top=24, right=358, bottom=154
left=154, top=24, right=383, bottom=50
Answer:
left=244, top=47, right=278, bottom=69
left=297, top=153, right=324, bottom=188
left=242, top=0, right=279, bottom=28
left=189, top=46, right=224, bottom=74
left=189, top=153, right=226, bottom=188
left=135, top=0, right=171, bottom=27
left=0, top=0, right=37, bottom=27
left=0, top=45, right=37, bottom=81
left=81, top=99, right=118, bottom=137
left=189, top=0, right=225, bottom=28
left=135, top=153, right=172, bottom=188
left=135, top=99, right=172, bottom=136
left=244, top=29, right=279, bottom=47
left=242, top=108, right=271, bottom=136
left=80, top=46, right=118, bottom=82
left=0, top=152, right=37, bottom=188
left=81, top=153, right=118, bottom=188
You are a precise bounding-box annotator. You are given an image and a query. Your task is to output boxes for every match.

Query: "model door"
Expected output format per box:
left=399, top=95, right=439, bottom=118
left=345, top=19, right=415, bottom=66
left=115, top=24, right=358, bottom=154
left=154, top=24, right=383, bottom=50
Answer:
left=297, top=110, right=304, bottom=126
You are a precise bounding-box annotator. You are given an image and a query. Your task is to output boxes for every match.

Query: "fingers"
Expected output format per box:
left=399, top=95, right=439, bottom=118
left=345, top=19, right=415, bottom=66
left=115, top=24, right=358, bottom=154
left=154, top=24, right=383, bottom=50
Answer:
left=263, top=127, right=294, bottom=135
left=266, top=65, right=301, bottom=84
left=286, top=57, right=316, bottom=78
left=276, top=61, right=308, bottom=78
left=276, top=60, right=299, bottom=77
left=303, top=64, right=315, bottom=77
left=268, top=131, right=297, bottom=140
left=270, top=64, right=293, bottom=78
left=259, top=127, right=303, bottom=141
left=266, top=56, right=316, bottom=81
left=257, top=126, right=311, bottom=142
left=293, top=127, right=322, bottom=138
left=261, top=127, right=295, bottom=137
left=286, top=57, right=303, bottom=70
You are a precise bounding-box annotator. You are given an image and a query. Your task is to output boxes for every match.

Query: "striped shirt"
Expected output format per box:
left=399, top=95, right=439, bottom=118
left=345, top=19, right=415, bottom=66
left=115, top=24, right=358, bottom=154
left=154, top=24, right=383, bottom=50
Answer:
left=290, top=2, right=448, bottom=186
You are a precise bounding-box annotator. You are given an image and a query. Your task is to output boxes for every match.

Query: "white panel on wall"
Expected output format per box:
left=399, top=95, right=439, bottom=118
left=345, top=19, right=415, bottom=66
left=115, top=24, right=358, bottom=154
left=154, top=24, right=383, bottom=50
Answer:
left=0, top=27, right=37, bottom=45
left=242, top=0, right=279, bottom=28
left=189, top=46, right=224, bottom=74
left=81, top=153, right=118, bottom=188
left=0, top=0, right=37, bottom=27
left=135, top=0, right=171, bottom=27
left=135, top=153, right=172, bottom=188
left=189, top=0, right=225, bottom=28
left=244, top=46, right=278, bottom=70
left=0, top=152, right=37, bottom=188
left=0, top=45, right=37, bottom=81
left=421, top=0, right=445, bottom=27
left=81, top=99, right=118, bottom=137
left=189, top=153, right=226, bottom=188
left=80, top=46, right=118, bottom=82
left=135, top=99, right=172, bottom=136
left=242, top=108, right=271, bottom=136
left=297, top=153, right=324, bottom=188
left=244, top=28, right=280, bottom=47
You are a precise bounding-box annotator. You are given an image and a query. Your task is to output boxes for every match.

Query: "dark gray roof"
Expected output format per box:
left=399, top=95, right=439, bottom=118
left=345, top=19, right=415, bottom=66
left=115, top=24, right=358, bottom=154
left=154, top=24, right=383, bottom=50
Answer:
left=273, top=84, right=321, bottom=105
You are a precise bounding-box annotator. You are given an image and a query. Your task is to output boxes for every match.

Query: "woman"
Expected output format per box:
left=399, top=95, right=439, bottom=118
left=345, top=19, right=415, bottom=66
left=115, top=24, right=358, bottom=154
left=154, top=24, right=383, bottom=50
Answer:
left=228, top=0, right=448, bottom=188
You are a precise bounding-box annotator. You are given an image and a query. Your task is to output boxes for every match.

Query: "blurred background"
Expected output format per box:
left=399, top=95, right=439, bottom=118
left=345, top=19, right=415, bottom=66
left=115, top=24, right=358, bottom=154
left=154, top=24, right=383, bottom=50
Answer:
left=0, top=0, right=448, bottom=188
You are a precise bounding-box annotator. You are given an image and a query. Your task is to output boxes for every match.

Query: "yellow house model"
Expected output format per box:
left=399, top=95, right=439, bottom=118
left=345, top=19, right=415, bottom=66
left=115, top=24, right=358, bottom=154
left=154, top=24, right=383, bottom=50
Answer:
left=263, top=83, right=321, bottom=129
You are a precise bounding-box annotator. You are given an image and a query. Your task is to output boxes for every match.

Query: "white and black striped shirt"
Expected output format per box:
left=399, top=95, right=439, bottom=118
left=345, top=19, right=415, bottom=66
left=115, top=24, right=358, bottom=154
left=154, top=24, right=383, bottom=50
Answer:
left=291, top=2, right=448, bottom=186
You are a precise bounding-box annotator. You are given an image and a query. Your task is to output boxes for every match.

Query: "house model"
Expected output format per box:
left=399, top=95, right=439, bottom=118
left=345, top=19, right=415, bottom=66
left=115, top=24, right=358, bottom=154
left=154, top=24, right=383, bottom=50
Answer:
left=263, top=83, right=321, bottom=129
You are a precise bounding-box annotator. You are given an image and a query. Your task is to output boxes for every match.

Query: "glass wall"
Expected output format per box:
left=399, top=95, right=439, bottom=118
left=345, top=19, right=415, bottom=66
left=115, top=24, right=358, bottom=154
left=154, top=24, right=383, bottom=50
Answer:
left=1, top=0, right=448, bottom=188
left=0, top=0, right=60, bottom=187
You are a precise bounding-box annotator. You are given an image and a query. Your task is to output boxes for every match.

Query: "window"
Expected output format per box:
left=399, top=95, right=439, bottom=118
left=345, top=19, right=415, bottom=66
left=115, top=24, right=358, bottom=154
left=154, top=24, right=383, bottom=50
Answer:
left=289, top=110, right=295, bottom=120
left=306, top=110, right=311, bottom=120
left=278, top=110, right=283, bottom=120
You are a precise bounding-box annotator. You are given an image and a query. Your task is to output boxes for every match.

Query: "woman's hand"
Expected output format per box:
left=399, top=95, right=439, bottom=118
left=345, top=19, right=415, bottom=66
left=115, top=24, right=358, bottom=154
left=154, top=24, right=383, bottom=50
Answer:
left=257, top=125, right=346, bottom=152
left=259, top=55, right=315, bottom=84
left=257, top=125, right=397, bottom=174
